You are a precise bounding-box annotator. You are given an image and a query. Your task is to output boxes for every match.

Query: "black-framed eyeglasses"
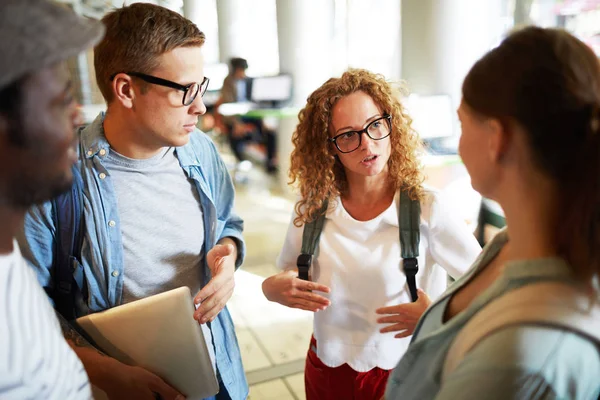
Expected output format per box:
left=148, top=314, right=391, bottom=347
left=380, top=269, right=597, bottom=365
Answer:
left=112, top=72, right=210, bottom=106
left=328, top=114, right=392, bottom=153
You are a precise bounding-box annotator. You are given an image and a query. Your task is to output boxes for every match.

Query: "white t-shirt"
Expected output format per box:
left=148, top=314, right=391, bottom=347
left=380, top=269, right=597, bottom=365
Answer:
left=0, top=240, right=91, bottom=399
left=276, top=189, right=482, bottom=371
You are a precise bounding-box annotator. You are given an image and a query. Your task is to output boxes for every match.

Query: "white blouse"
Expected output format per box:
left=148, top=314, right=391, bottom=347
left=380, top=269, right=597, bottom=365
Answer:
left=276, top=189, right=482, bottom=371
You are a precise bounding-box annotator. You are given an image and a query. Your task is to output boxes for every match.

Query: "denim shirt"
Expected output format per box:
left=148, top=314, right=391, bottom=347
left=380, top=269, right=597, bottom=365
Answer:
left=385, top=229, right=600, bottom=400
left=18, top=113, right=249, bottom=400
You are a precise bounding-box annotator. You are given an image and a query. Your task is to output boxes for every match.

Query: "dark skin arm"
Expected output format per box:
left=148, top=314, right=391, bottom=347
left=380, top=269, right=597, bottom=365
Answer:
left=56, top=313, right=183, bottom=400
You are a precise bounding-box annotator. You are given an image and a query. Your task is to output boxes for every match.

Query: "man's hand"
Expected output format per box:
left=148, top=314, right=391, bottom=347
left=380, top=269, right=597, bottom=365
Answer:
left=375, top=289, right=432, bottom=338
left=262, top=270, right=331, bottom=312
left=57, top=313, right=184, bottom=400
left=96, top=360, right=184, bottom=400
left=193, top=242, right=237, bottom=324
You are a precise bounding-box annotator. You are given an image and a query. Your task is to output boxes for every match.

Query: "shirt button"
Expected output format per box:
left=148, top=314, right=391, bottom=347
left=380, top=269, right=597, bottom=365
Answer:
left=108, top=220, right=116, bottom=227
left=99, top=149, right=107, bottom=156
left=111, top=270, right=119, bottom=277
left=99, top=173, right=106, bottom=180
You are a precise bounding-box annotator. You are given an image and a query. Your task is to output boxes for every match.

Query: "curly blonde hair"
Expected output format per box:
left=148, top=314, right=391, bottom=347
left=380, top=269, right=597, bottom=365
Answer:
left=290, top=69, right=424, bottom=226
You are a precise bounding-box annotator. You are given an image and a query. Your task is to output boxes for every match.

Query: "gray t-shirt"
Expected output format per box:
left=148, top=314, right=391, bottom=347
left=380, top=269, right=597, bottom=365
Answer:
left=104, top=147, right=215, bottom=369
left=104, top=147, right=205, bottom=303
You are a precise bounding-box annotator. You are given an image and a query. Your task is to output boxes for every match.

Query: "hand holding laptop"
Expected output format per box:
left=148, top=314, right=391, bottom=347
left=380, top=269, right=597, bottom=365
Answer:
left=193, top=241, right=237, bottom=324
left=77, top=287, right=220, bottom=399
left=93, top=360, right=184, bottom=400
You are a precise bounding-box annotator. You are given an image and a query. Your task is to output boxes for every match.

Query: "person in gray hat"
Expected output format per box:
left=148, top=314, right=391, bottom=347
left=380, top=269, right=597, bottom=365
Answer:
left=18, top=2, right=247, bottom=400
left=0, top=0, right=103, bottom=398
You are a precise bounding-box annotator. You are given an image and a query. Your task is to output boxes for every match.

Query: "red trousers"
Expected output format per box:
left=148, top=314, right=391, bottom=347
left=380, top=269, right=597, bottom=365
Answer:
left=304, top=336, right=391, bottom=400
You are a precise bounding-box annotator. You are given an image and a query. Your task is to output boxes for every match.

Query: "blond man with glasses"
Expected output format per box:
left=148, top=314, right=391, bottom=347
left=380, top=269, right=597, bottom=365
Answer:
left=18, top=3, right=247, bottom=399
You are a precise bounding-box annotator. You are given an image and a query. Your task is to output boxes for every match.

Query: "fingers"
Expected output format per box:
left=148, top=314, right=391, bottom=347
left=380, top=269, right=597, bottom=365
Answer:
left=289, top=298, right=329, bottom=312
left=194, top=279, right=218, bottom=305
left=376, top=304, right=413, bottom=315
left=262, top=270, right=332, bottom=311
left=147, top=374, right=184, bottom=400
left=194, top=260, right=234, bottom=304
left=394, top=330, right=413, bottom=339
left=301, top=280, right=331, bottom=294
left=294, top=289, right=330, bottom=307
left=194, top=285, right=234, bottom=323
left=376, top=315, right=417, bottom=325
left=283, top=279, right=330, bottom=309
left=379, top=321, right=416, bottom=334
left=200, top=286, right=234, bottom=323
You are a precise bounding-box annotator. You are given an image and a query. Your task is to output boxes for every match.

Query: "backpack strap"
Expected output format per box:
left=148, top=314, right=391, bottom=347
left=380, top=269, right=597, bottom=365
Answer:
left=297, top=200, right=328, bottom=280
left=442, top=281, right=600, bottom=381
left=296, top=188, right=422, bottom=301
left=51, top=164, right=89, bottom=320
left=399, top=188, right=421, bottom=302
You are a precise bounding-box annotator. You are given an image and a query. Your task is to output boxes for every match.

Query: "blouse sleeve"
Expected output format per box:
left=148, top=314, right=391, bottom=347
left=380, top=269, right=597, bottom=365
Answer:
left=426, top=191, right=482, bottom=279
left=275, top=208, right=305, bottom=271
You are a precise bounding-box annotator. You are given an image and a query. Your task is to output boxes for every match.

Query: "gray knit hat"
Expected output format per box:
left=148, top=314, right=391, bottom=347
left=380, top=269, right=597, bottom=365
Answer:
left=0, top=0, right=105, bottom=89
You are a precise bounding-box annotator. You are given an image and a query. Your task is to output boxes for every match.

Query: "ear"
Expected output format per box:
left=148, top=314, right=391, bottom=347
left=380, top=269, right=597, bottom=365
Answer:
left=111, top=73, right=135, bottom=109
left=486, top=118, right=510, bottom=164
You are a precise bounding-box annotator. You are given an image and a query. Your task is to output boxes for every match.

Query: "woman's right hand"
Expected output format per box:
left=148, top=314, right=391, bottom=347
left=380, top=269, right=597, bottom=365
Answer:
left=262, top=270, right=331, bottom=312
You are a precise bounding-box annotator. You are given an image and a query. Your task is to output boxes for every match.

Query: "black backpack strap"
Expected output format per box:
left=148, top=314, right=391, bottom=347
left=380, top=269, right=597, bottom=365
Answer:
left=297, top=200, right=328, bottom=281
left=399, top=188, right=421, bottom=302
left=51, top=164, right=88, bottom=320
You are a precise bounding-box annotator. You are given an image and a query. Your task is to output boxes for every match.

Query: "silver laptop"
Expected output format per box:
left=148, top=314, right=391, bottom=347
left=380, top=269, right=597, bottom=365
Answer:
left=76, top=286, right=219, bottom=399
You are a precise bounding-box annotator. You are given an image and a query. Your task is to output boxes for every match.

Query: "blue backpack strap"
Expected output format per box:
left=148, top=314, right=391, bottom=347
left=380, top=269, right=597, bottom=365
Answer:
left=51, top=164, right=88, bottom=320
left=297, top=200, right=328, bottom=281
left=399, top=187, right=421, bottom=302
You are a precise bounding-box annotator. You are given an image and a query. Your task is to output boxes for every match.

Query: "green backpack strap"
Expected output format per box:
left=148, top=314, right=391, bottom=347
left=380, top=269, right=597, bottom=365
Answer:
left=297, top=200, right=329, bottom=280
left=297, top=191, right=421, bottom=303
left=400, top=188, right=421, bottom=302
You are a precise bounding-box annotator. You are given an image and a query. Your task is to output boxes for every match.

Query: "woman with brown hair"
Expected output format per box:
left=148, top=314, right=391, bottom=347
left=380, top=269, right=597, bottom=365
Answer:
left=262, top=69, right=480, bottom=399
left=385, top=27, right=600, bottom=400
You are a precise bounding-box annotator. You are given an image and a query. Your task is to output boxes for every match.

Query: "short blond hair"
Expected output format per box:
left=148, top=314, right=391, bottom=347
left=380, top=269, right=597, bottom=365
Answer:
left=94, top=3, right=205, bottom=103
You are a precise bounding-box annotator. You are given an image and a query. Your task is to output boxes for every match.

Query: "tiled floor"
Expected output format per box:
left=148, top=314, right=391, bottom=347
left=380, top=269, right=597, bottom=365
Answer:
left=227, top=160, right=312, bottom=400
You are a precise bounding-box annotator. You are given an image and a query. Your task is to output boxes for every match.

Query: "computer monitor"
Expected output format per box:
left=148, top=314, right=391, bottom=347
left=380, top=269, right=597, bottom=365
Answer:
left=249, top=74, right=293, bottom=106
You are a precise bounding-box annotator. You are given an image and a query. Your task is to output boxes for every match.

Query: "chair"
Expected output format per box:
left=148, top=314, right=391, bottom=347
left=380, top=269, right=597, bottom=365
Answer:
left=475, top=198, right=506, bottom=246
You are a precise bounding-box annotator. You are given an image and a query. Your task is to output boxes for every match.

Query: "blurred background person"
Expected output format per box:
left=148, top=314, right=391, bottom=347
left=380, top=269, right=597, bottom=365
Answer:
left=215, top=57, right=278, bottom=174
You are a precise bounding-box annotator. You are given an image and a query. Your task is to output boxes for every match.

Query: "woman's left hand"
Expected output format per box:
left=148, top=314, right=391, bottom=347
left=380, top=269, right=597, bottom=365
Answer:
left=375, top=289, right=432, bottom=338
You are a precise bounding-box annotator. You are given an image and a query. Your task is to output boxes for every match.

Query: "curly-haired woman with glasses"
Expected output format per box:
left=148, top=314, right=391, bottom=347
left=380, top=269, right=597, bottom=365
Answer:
left=262, top=69, right=481, bottom=400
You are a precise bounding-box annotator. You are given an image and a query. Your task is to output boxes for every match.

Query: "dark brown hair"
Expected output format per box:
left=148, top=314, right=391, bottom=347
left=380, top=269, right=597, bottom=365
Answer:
left=290, top=69, right=424, bottom=226
left=463, top=26, right=600, bottom=279
left=94, top=3, right=205, bottom=103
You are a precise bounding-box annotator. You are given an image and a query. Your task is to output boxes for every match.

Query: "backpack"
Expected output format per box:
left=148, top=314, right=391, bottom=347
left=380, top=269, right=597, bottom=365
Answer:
left=296, top=187, right=422, bottom=302
left=50, top=164, right=89, bottom=320
left=442, top=281, right=600, bottom=381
